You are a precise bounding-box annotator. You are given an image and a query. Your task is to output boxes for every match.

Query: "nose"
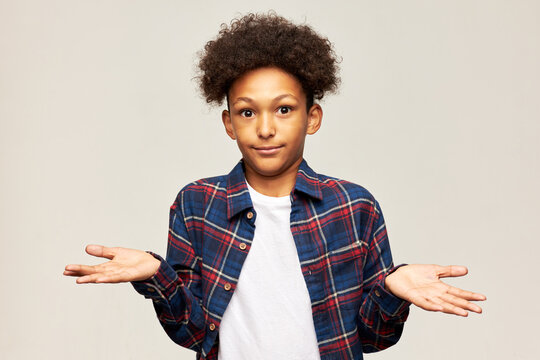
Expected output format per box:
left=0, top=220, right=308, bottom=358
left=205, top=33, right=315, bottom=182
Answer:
left=256, top=112, right=276, bottom=138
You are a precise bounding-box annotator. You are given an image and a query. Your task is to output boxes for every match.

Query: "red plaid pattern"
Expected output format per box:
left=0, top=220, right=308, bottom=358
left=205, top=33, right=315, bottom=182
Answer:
left=132, top=159, right=409, bottom=359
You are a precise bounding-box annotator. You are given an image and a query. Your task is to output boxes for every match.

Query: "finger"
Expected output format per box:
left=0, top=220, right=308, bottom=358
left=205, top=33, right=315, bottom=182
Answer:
left=76, top=271, right=116, bottom=284
left=75, top=273, right=100, bottom=283
left=94, top=271, right=131, bottom=283
left=441, top=293, right=483, bottom=314
left=436, top=265, right=468, bottom=279
left=63, top=270, right=80, bottom=277
left=429, top=296, right=469, bottom=317
left=77, top=269, right=129, bottom=284
left=64, top=264, right=99, bottom=276
left=447, top=286, right=487, bottom=302
left=410, top=295, right=444, bottom=312
left=85, top=244, right=117, bottom=260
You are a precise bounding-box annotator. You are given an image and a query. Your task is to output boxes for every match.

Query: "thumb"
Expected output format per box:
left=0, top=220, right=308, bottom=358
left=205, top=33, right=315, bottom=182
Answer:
left=437, top=265, right=468, bottom=278
left=85, top=244, right=116, bottom=260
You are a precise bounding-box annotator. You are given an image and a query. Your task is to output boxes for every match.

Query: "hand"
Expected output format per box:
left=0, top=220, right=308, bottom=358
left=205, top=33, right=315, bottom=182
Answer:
left=63, top=244, right=161, bottom=284
left=384, top=264, right=486, bottom=317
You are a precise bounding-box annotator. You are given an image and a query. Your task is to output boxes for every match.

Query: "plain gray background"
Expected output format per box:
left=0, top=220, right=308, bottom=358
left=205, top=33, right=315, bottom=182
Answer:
left=1, top=0, right=539, bottom=359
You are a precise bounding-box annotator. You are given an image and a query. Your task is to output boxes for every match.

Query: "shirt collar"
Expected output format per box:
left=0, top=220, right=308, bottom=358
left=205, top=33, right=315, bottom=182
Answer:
left=226, top=158, right=323, bottom=220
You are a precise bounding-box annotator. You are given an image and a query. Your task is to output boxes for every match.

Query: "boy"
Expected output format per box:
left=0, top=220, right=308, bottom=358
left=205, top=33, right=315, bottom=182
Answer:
left=64, top=12, right=485, bottom=360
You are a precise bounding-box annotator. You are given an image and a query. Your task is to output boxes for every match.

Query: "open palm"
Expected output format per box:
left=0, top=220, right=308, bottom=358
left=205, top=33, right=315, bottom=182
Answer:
left=385, top=264, right=486, bottom=316
left=64, top=244, right=161, bottom=283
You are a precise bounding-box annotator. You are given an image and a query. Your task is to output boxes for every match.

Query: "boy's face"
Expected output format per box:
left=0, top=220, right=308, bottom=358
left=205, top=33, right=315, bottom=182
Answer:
left=222, top=67, right=322, bottom=186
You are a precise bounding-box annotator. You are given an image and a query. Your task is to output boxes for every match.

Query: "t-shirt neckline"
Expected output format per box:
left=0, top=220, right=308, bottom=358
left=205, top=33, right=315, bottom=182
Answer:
left=246, top=181, right=291, bottom=205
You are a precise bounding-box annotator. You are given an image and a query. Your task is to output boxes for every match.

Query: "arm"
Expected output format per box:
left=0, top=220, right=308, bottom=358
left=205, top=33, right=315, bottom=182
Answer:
left=357, top=201, right=410, bottom=353
left=130, top=194, right=206, bottom=350
left=64, top=190, right=206, bottom=352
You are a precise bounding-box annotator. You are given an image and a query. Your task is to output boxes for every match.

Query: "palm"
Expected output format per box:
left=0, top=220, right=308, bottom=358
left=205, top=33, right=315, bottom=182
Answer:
left=385, top=264, right=486, bottom=317
left=64, top=245, right=161, bottom=283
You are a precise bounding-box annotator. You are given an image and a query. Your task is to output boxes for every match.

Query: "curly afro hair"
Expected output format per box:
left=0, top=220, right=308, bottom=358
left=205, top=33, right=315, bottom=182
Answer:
left=197, top=12, right=341, bottom=109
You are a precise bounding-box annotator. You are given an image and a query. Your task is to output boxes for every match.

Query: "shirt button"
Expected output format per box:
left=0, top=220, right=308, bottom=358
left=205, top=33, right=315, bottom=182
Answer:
left=246, top=211, right=254, bottom=219
left=374, top=289, right=381, bottom=297
left=147, top=288, right=155, bottom=292
left=224, top=283, right=232, bottom=291
left=239, top=243, right=247, bottom=250
left=209, top=323, right=216, bottom=331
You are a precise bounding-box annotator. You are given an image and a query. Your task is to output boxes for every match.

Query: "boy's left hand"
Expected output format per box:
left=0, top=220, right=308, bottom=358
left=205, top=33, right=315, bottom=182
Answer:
left=384, top=264, right=486, bottom=317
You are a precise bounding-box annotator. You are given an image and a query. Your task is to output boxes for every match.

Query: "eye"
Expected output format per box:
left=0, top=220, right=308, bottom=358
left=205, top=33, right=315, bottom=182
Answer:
left=278, top=106, right=292, bottom=115
left=240, top=109, right=254, bottom=118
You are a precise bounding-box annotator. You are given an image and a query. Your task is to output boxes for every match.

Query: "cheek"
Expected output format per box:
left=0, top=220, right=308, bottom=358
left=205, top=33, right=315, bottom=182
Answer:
left=233, top=128, right=251, bottom=144
left=232, top=130, right=253, bottom=151
left=283, top=122, right=308, bottom=142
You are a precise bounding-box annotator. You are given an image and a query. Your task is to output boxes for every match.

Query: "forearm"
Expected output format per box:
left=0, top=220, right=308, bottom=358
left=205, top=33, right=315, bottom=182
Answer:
left=358, top=274, right=410, bottom=352
left=131, top=252, right=206, bottom=350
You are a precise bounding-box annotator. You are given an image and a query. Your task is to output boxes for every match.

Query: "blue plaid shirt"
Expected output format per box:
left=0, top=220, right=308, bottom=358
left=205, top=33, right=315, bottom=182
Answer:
left=132, top=159, right=410, bottom=359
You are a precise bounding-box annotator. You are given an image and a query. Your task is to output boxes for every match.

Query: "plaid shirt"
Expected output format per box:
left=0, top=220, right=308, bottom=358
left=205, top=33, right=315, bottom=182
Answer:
left=132, top=159, right=410, bottom=359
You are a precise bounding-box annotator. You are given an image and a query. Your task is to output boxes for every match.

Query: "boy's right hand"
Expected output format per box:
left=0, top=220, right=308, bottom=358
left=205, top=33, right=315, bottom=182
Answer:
left=63, top=244, right=161, bottom=284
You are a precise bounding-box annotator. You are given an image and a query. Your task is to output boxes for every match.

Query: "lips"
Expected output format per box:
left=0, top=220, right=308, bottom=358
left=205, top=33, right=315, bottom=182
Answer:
left=253, top=145, right=283, bottom=155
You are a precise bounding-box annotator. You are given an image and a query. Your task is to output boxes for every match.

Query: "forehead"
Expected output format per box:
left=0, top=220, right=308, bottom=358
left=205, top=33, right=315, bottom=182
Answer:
left=228, top=67, right=306, bottom=103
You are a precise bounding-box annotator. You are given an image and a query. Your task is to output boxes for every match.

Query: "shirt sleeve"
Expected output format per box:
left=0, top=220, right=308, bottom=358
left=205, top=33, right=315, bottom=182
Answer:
left=357, top=200, right=410, bottom=352
left=131, top=190, right=206, bottom=352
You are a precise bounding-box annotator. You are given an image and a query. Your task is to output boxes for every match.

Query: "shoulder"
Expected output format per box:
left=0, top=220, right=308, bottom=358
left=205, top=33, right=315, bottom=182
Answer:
left=313, top=172, right=386, bottom=231
left=183, top=174, right=228, bottom=194
left=316, top=172, right=378, bottom=205
left=171, top=173, right=229, bottom=212
left=313, top=171, right=384, bottom=220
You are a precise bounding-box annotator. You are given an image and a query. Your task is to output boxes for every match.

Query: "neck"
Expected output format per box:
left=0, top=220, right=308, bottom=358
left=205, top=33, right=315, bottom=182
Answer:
left=244, top=158, right=302, bottom=197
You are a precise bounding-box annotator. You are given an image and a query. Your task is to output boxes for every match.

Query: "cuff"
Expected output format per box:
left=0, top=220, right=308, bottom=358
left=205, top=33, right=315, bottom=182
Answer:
left=370, top=264, right=411, bottom=318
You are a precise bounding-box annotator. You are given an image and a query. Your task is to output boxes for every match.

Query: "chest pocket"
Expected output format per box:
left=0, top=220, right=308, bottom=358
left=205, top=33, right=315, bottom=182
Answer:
left=324, top=240, right=366, bottom=310
left=327, top=240, right=365, bottom=267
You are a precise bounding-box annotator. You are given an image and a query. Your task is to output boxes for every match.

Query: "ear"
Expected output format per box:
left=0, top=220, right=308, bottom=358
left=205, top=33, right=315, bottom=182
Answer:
left=222, top=109, right=236, bottom=140
left=306, top=104, right=323, bottom=135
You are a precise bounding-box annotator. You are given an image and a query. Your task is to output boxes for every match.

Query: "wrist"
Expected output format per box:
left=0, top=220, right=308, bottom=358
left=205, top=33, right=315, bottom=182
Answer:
left=133, top=251, right=162, bottom=282
left=146, top=252, right=162, bottom=278
left=384, top=264, right=408, bottom=292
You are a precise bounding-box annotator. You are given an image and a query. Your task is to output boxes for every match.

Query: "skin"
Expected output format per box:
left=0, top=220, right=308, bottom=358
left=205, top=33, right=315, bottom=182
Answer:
left=222, top=66, right=322, bottom=196
left=64, top=66, right=486, bottom=316
left=385, top=264, right=485, bottom=316
left=63, top=245, right=160, bottom=284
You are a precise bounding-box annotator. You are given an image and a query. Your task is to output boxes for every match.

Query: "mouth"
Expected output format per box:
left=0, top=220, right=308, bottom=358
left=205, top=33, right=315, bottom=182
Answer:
left=253, top=145, right=284, bottom=155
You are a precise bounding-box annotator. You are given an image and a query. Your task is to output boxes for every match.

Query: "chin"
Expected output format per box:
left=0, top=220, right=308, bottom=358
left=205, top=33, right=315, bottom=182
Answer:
left=253, top=165, right=285, bottom=177
left=247, top=159, right=289, bottom=177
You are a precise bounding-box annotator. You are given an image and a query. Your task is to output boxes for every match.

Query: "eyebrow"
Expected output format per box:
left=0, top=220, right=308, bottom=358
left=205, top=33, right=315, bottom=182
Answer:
left=231, top=93, right=298, bottom=106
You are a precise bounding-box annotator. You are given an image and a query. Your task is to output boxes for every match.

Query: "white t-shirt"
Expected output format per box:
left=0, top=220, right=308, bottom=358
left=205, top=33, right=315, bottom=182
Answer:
left=217, top=182, right=321, bottom=360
